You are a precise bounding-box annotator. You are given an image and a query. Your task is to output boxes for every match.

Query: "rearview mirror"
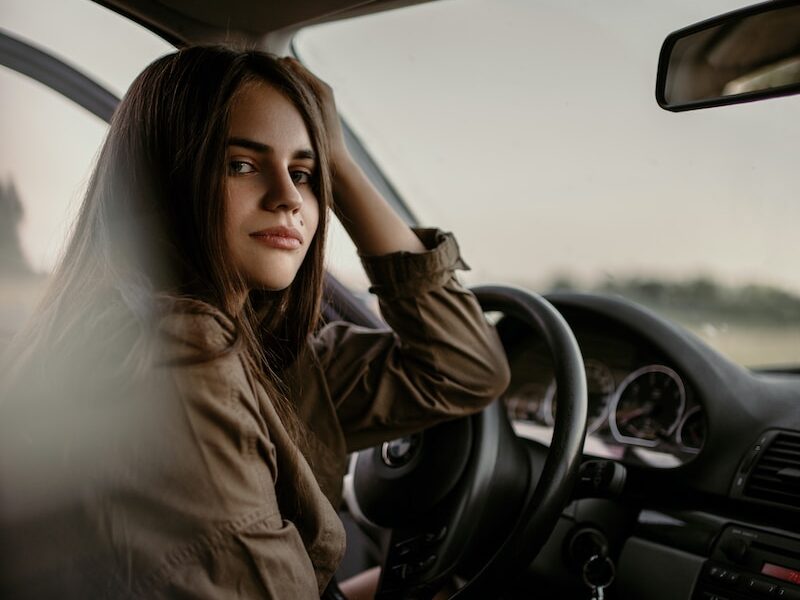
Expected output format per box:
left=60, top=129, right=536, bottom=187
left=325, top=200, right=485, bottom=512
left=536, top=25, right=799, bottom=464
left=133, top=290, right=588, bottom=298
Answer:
left=656, top=0, right=800, bottom=111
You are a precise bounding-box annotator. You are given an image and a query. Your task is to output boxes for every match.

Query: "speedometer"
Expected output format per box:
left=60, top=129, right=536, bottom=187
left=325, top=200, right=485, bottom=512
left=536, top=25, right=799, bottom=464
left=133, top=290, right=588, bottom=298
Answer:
left=609, top=365, right=686, bottom=447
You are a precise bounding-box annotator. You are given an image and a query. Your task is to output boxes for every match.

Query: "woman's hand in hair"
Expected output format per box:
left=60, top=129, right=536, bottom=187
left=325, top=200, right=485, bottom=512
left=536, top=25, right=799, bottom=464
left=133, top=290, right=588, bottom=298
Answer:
left=280, top=57, right=425, bottom=257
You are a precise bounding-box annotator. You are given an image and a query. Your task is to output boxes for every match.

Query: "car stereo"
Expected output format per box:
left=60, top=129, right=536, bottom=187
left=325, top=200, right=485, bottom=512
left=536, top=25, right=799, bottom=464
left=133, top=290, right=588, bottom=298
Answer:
left=693, top=525, right=800, bottom=599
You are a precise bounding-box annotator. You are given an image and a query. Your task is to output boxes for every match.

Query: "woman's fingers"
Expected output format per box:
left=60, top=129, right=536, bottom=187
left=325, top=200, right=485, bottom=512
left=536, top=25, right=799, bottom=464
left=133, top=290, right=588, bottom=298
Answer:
left=281, top=56, right=333, bottom=100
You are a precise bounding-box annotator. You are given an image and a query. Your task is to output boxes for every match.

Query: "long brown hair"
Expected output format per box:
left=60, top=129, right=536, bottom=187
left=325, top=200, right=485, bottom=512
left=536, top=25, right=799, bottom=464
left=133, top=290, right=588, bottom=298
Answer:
left=4, top=47, right=331, bottom=441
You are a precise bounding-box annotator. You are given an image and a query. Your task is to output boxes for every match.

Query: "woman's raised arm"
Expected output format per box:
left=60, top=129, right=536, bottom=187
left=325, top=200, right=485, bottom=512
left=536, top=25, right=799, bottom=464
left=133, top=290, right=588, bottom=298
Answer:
left=282, top=57, right=426, bottom=257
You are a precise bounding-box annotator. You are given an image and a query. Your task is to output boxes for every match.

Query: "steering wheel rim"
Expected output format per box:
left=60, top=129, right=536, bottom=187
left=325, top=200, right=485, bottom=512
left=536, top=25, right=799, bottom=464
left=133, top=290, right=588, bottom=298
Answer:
left=347, top=285, right=587, bottom=599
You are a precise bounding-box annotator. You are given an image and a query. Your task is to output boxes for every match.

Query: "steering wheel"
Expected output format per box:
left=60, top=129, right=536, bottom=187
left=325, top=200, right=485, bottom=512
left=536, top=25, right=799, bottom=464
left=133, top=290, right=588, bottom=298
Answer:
left=345, top=285, right=588, bottom=599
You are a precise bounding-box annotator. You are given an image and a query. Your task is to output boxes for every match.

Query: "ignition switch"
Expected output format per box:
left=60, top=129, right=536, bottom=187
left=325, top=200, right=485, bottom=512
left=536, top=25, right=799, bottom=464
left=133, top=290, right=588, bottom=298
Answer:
left=568, top=527, right=616, bottom=599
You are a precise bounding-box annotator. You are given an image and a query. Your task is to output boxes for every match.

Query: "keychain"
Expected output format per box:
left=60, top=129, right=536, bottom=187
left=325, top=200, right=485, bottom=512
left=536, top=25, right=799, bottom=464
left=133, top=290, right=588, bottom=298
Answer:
left=582, top=553, right=615, bottom=600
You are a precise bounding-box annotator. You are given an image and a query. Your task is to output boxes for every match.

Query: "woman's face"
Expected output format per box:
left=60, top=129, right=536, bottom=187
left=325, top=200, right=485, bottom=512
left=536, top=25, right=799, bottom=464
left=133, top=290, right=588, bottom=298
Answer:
left=224, top=80, right=320, bottom=292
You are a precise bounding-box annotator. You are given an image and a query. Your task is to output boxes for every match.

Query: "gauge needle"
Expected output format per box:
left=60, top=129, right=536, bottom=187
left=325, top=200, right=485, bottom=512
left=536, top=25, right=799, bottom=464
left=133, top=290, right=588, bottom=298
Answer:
left=617, top=403, right=654, bottom=425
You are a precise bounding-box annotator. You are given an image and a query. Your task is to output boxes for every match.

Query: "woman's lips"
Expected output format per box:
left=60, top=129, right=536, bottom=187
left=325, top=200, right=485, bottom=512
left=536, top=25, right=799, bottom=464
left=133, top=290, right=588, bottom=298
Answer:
left=250, top=226, right=303, bottom=250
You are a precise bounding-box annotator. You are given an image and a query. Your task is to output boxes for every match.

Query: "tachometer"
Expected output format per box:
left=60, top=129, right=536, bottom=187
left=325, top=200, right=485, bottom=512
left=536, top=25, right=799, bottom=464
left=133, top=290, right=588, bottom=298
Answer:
left=543, top=359, right=615, bottom=434
left=504, top=381, right=551, bottom=424
left=609, top=365, right=686, bottom=447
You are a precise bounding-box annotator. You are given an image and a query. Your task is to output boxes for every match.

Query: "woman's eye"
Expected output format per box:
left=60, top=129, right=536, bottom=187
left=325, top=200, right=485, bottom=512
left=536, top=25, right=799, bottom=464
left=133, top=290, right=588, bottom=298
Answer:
left=229, top=160, right=255, bottom=175
left=291, top=170, right=312, bottom=185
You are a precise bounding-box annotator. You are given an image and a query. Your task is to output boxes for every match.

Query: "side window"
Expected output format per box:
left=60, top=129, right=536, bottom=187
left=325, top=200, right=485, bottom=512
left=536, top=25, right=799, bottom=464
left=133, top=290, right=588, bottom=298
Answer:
left=0, top=66, right=107, bottom=347
left=0, top=0, right=173, bottom=350
left=325, top=216, right=372, bottom=302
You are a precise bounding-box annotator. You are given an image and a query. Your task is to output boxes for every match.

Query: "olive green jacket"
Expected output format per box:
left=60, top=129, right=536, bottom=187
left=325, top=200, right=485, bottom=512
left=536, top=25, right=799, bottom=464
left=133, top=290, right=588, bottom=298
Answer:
left=0, top=229, right=510, bottom=599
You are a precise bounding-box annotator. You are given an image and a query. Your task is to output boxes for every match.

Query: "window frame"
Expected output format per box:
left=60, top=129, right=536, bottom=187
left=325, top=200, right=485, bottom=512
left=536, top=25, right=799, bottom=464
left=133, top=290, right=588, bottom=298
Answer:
left=0, top=29, right=118, bottom=121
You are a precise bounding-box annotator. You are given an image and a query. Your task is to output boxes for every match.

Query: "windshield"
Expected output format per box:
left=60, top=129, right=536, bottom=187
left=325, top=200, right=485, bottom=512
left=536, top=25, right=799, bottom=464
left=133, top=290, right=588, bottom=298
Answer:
left=296, top=0, right=800, bottom=369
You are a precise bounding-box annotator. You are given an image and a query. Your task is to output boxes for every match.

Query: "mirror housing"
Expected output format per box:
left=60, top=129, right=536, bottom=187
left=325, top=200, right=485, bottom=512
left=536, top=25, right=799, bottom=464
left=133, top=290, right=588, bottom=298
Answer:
left=656, top=0, right=800, bottom=111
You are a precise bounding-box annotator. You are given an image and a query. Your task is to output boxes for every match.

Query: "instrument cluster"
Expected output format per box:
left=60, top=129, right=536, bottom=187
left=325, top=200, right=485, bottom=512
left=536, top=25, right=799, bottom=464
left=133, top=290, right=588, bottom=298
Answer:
left=501, top=323, right=707, bottom=468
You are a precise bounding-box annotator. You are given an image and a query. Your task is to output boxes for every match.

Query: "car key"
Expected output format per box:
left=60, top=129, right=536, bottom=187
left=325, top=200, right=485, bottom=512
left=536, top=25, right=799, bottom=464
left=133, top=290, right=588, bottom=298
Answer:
left=583, top=554, right=615, bottom=600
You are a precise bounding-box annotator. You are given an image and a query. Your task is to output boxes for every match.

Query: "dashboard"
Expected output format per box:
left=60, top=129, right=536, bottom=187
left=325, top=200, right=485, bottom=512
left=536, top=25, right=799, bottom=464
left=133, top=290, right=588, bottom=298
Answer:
left=495, top=292, right=800, bottom=600
left=338, top=288, right=799, bottom=599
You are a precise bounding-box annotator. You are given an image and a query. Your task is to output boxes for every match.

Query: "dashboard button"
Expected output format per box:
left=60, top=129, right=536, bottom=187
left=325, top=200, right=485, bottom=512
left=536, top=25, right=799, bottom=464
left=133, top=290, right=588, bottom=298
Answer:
left=724, top=571, right=741, bottom=585
left=747, top=578, right=778, bottom=594
left=397, top=543, right=414, bottom=557
left=713, top=568, right=728, bottom=580
left=407, top=554, right=437, bottom=576
left=389, top=563, right=408, bottom=581
left=423, top=525, right=448, bottom=545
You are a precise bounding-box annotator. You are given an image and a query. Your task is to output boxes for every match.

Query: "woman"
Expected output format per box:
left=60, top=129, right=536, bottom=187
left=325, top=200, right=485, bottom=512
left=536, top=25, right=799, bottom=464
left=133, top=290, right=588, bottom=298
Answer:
left=0, top=47, right=509, bottom=598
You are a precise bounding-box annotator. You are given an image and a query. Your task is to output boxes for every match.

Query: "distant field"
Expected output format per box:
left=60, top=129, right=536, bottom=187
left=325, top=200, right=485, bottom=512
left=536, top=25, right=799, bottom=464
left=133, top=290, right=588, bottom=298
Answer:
left=607, top=305, right=800, bottom=369
left=680, top=321, right=800, bottom=368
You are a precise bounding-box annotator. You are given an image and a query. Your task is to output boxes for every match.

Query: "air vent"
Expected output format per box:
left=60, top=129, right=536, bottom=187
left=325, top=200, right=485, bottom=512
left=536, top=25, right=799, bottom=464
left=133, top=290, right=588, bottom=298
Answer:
left=744, top=432, right=800, bottom=507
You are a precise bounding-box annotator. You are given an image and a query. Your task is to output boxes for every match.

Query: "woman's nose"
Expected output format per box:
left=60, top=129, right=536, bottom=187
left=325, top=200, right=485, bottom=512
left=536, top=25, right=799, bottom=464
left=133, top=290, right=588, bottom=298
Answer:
left=261, top=171, right=303, bottom=212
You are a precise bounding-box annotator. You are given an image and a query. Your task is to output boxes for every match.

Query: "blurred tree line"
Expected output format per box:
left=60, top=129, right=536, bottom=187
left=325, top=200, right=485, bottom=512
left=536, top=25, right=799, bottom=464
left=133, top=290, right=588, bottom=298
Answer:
left=548, top=274, right=800, bottom=325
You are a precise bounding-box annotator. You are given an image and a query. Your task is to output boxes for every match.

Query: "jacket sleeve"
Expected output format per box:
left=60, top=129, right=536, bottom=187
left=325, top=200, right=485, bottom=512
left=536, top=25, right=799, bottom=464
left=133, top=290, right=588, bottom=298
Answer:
left=313, top=228, right=511, bottom=452
left=121, top=313, right=321, bottom=599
